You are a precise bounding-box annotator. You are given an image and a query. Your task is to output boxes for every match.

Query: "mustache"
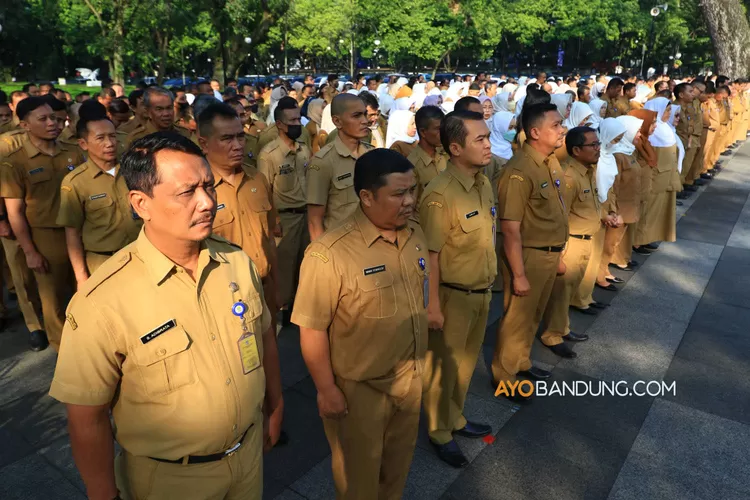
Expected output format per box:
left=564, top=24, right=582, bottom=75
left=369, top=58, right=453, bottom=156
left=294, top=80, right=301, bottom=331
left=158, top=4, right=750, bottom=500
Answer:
left=190, top=212, right=216, bottom=227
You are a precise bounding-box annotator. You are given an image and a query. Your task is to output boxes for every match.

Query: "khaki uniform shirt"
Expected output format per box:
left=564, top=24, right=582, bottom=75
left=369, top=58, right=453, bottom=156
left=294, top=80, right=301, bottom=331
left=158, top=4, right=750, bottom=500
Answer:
left=0, top=129, right=27, bottom=158
left=562, top=159, right=601, bottom=235
left=49, top=231, right=271, bottom=459
left=244, top=122, right=264, bottom=166
left=211, top=164, right=276, bottom=279
left=407, top=144, right=448, bottom=207
left=57, top=160, right=142, bottom=252
left=0, top=138, right=84, bottom=228
left=125, top=121, right=191, bottom=149
left=292, top=208, right=428, bottom=387
left=258, top=137, right=311, bottom=210
left=676, top=100, right=701, bottom=148
left=307, top=135, right=373, bottom=231
left=496, top=143, right=568, bottom=247
left=118, top=116, right=145, bottom=135
left=0, top=122, right=16, bottom=135
left=483, top=154, right=508, bottom=204
left=703, top=100, right=720, bottom=131
left=603, top=95, right=631, bottom=118
left=419, top=161, right=497, bottom=289
left=390, top=141, right=417, bottom=158
left=612, top=153, right=642, bottom=224
left=254, top=123, right=312, bottom=158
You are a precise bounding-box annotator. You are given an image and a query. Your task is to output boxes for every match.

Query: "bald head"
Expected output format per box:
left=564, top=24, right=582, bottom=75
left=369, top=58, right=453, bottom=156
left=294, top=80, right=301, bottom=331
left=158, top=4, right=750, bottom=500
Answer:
left=331, top=93, right=361, bottom=117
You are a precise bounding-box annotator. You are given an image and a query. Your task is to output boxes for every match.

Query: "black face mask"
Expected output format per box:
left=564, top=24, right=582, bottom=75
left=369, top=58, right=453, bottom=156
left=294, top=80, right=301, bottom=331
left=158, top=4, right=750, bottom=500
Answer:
left=250, top=104, right=259, bottom=113
left=286, top=124, right=302, bottom=140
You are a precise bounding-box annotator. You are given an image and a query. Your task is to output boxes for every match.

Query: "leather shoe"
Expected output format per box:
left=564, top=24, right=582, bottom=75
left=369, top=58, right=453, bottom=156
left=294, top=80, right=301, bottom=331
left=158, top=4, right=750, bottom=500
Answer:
left=589, top=301, right=609, bottom=309
left=627, top=261, right=639, bottom=267
left=546, top=342, right=577, bottom=358
left=518, top=366, right=552, bottom=380
left=563, top=331, right=589, bottom=342
left=596, top=282, right=618, bottom=291
left=676, top=191, right=691, bottom=200
left=432, top=440, right=469, bottom=468
left=700, top=173, right=713, bottom=180
left=721, top=150, right=732, bottom=156
left=29, top=330, right=49, bottom=352
left=694, top=179, right=706, bottom=186
left=454, top=421, right=492, bottom=439
left=676, top=201, right=684, bottom=206
left=609, top=263, right=634, bottom=271
left=643, top=243, right=659, bottom=250
left=632, top=246, right=652, bottom=255
left=683, top=184, right=698, bottom=192
left=570, top=305, right=597, bottom=315
left=606, top=276, right=624, bottom=284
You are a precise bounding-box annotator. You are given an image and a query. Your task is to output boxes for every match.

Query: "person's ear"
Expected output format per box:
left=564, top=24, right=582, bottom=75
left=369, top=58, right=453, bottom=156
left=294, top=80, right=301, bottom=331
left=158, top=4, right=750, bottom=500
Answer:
left=129, top=191, right=152, bottom=221
left=198, top=134, right=208, bottom=153
left=359, top=189, right=374, bottom=208
left=529, top=126, right=541, bottom=141
left=77, top=137, right=89, bottom=152
left=332, top=115, right=342, bottom=129
left=449, top=142, right=462, bottom=157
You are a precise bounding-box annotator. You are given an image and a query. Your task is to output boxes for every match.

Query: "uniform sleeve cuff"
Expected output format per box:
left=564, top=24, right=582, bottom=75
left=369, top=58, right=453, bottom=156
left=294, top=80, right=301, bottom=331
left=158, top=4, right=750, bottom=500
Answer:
left=49, top=380, right=114, bottom=406
left=290, top=312, right=330, bottom=332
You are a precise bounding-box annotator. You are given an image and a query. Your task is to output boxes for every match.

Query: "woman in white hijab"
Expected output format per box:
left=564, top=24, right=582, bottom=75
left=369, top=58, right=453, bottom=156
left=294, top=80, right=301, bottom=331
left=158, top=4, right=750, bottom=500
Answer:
left=638, top=97, right=680, bottom=245
left=551, top=93, right=573, bottom=122
left=412, top=82, right=427, bottom=109
left=394, top=97, right=416, bottom=112
left=587, top=98, right=607, bottom=128
left=564, top=101, right=595, bottom=130
left=266, top=86, right=288, bottom=125
left=599, top=115, right=644, bottom=282
left=320, top=102, right=336, bottom=134
left=591, top=81, right=606, bottom=99
left=385, top=110, right=418, bottom=157
left=305, top=98, right=328, bottom=154
left=492, top=92, right=512, bottom=113
left=489, top=111, right=516, bottom=161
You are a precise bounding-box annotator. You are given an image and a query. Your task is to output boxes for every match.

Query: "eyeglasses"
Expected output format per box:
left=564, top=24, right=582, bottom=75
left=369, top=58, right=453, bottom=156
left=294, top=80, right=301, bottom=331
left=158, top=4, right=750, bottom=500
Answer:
left=581, top=141, right=602, bottom=149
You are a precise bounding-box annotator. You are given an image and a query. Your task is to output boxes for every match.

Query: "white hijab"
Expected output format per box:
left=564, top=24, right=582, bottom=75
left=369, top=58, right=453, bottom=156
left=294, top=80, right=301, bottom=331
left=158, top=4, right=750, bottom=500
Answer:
left=644, top=97, right=677, bottom=149
left=492, top=92, right=512, bottom=112
left=596, top=118, right=627, bottom=202
left=385, top=110, right=417, bottom=148
left=321, top=104, right=336, bottom=134
left=394, top=97, right=415, bottom=111
left=412, top=83, right=427, bottom=108
left=591, top=81, right=606, bottom=99
left=612, top=116, right=642, bottom=156
left=666, top=103, right=685, bottom=173
left=551, top=93, right=572, bottom=120
left=489, top=111, right=515, bottom=160
left=588, top=98, right=607, bottom=125
left=565, top=101, right=594, bottom=130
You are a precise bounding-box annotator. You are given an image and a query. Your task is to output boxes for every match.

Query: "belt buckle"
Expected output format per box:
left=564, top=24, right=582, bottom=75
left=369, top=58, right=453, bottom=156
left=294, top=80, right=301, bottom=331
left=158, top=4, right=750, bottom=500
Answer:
left=224, top=441, right=242, bottom=457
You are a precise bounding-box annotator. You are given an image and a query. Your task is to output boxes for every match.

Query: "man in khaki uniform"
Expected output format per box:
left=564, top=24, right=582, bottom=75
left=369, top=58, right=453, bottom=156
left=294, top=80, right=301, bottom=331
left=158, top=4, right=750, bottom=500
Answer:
left=294, top=149, right=427, bottom=499
left=493, top=103, right=568, bottom=396
left=0, top=102, right=13, bottom=134
left=258, top=97, right=311, bottom=313
left=49, top=133, right=282, bottom=500
left=540, top=127, right=601, bottom=357
left=420, top=110, right=496, bottom=467
left=1, top=97, right=84, bottom=351
left=602, top=78, right=631, bottom=118
left=307, top=94, right=373, bottom=241
left=57, top=115, right=142, bottom=286
left=408, top=105, right=448, bottom=209
left=124, top=87, right=191, bottom=148
left=252, top=120, right=311, bottom=159
left=674, top=83, right=703, bottom=189
left=702, top=85, right=721, bottom=174
left=118, top=90, right=147, bottom=136
left=197, top=103, right=281, bottom=338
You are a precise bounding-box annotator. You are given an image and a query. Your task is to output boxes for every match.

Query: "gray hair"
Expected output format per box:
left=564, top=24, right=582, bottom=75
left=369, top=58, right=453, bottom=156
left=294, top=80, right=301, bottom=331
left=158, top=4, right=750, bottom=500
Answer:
left=143, top=87, right=174, bottom=107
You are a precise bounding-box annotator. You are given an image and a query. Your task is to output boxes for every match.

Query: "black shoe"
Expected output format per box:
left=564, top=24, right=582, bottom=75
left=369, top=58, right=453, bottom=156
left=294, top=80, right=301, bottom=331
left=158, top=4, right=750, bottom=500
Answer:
left=693, top=179, right=706, bottom=186
left=563, top=331, right=589, bottom=342
left=8, top=291, right=17, bottom=302
left=700, top=173, right=713, bottom=180
left=676, top=201, right=684, bottom=206
left=546, top=342, right=577, bottom=358
left=432, top=440, right=469, bottom=468
left=570, top=305, right=598, bottom=315
left=589, top=301, right=609, bottom=309
left=606, top=276, right=624, bottom=284
left=683, top=184, right=698, bottom=192
left=454, top=421, right=492, bottom=439
left=609, top=263, right=634, bottom=272
left=627, top=261, right=638, bottom=268
left=643, top=243, right=659, bottom=250
left=29, top=330, right=49, bottom=352
left=721, top=151, right=732, bottom=156
left=518, top=366, right=552, bottom=380
left=633, top=246, right=653, bottom=255
left=596, top=282, right=618, bottom=291
left=676, top=191, right=691, bottom=200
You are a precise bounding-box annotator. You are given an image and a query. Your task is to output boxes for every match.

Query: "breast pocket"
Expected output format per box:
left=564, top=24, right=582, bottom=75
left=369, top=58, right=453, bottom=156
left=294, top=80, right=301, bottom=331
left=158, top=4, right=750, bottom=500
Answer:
left=131, top=326, right=196, bottom=397
left=213, top=207, right=235, bottom=229
left=357, top=270, right=397, bottom=319
left=86, top=195, right=115, bottom=225
left=331, top=169, right=357, bottom=203
left=27, top=167, right=52, bottom=185
left=275, top=165, right=299, bottom=193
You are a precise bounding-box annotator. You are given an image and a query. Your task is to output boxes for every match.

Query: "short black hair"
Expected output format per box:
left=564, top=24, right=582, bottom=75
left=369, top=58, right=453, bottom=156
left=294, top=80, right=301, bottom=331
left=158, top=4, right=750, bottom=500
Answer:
left=607, top=78, right=625, bottom=90
left=128, top=89, right=144, bottom=108
left=197, top=80, right=212, bottom=89
left=674, top=82, right=692, bottom=100
left=121, top=132, right=205, bottom=196
left=358, top=91, right=379, bottom=110
left=108, top=98, right=130, bottom=115
left=40, top=82, right=55, bottom=91
left=77, top=115, right=114, bottom=139
left=440, top=110, right=484, bottom=153
left=78, top=99, right=109, bottom=122
left=566, top=126, right=597, bottom=156
left=654, top=81, right=669, bottom=92
left=454, top=96, right=480, bottom=112
left=274, top=96, right=299, bottom=121
left=331, top=93, right=361, bottom=117
left=415, top=105, right=444, bottom=133
left=354, top=148, right=414, bottom=196
left=192, top=94, right=219, bottom=126
left=197, top=102, right=239, bottom=137
left=98, top=88, right=116, bottom=99
left=623, top=83, right=636, bottom=93
left=22, top=83, right=38, bottom=93
left=42, top=94, right=67, bottom=112
left=469, top=83, right=481, bottom=91
left=522, top=103, right=559, bottom=138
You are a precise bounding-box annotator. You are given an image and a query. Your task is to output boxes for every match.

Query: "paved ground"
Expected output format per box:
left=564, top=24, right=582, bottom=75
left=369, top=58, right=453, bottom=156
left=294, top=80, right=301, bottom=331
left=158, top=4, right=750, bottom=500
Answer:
left=2, top=144, right=750, bottom=500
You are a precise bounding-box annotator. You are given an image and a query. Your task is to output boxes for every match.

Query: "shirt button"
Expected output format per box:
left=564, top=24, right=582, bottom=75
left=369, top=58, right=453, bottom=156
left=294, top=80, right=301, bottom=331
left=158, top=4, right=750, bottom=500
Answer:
left=211, top=334, right=216, bottom=341
left=226, top=378, right=232, bottom=385
left=232, top=424, right=238, bottom=431
left=157, top=348, right=166, bottom=356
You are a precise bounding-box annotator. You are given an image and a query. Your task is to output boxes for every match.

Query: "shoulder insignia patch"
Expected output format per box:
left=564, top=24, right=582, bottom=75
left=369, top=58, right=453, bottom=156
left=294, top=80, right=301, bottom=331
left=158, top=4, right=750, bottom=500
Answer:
left=308, top=164, right=321, bottom=171
left=309, top=251, right=329, bottom=263
left=61, top=185, right=72, bottom=192
left=66, top=313, right=78, bottom=330
left=510, top=174, right=524, bottom=182
left=427, top=201, right=443, bottom=208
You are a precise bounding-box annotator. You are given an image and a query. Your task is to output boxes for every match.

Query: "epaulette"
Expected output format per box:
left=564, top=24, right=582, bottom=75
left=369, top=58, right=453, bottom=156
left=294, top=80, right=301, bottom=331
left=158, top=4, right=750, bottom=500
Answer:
left=316, top=221, right=355, bottom=249
left=313, top=141, right=336, bottom=159
left=208, top=233, right=243, bottom=251
left=65, top=163, right=89, bottom=181
left=82, top=250, right=133, bottom=297
left=422, top=170, right=451, bottom=196
left=260, top=138, right=281, bottom=156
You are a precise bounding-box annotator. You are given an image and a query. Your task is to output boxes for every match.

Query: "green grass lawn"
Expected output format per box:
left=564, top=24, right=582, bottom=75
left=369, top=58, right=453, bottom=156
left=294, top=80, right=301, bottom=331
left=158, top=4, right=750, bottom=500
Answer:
left=0, top=82, right=136, bottom=96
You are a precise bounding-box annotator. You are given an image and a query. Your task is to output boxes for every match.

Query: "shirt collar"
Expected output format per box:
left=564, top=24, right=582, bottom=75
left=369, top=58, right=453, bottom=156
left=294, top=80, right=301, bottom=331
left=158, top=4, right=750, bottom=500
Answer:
left=23, top=137, right=62, bottom=159
left=85, top=159, right=119, bottom=178
left=446, top=161, right=477, bottom=192
left=334, top=135, right=361, bottom=159
left=136, top=228, right=225, bottom=285
left=354, top=206, right=412, bottom=248
left=277, top=138, right=300, bottom=157
left=522, top=142, right=554, bottom=169
left=211, top=164, right=245, bottom=187
left=568, top=157, right=590, bottom=178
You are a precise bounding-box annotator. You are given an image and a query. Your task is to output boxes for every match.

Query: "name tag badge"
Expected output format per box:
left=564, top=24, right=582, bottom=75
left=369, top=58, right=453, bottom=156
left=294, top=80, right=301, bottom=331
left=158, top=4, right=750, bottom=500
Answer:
left=28, top=167, right=44, bottom=176
left=279, top=165, right=294, bottom=175
left=465, top=210, right=479, bottom=219
left=217, top=203, right=226, bottom=210
left=238, top=333, right=261, bottom=374
left=336, top=172, right=352, bottom=181
left=140, top=319, right=176, bottom=344
left=423, top=276, right=429, bottom=309
left=541, top=181, right=549, bottom=189
left=90, top=193, right=107, bottom=201
left=364, top=264, right=385, bottom=276
left=583, top=189, right=591, bottom=193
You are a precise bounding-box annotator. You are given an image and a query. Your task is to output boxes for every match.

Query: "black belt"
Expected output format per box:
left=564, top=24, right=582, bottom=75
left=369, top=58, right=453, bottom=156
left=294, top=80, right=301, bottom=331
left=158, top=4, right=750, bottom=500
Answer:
left=440, top=283, right=490, bottom=294
left=527, top=245, right=564, bottom=252
left=569, top=234, right=592, bottom=240
left=89, top=250, right=115, bottom=256
left=149, top=425, right=251, bottom=465
left=278, top=207, right=307, bottom=214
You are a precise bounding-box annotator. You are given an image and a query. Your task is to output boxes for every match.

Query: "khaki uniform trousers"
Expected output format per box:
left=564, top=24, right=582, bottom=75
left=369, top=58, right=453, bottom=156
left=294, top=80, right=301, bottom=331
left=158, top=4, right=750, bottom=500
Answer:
left=275, top=211, right=310, bottom=308
left=686, top=130, right=708, bottom=182
left=613, top=221, right=638, bottom=268
left=491, top=231, right=503, bottom=292
left=116, top=418, right=263, bottom=500
left=703, top=129, right=716, bottom=173
left=571, top=226, right=605, bottom=309
left=1, top=237, right=43, bottom=332
left=423, top=287, right=490, bottom=444
left=492, top=248, right=559, bottom=385
left=598, top=224, right=628, bottom=282
left=541, top=238, right=592, bottom=346
left=324, top=369, right=421, bottom=500
left=30, top=227, right=74, bottom=350
left=85, top=251, right=114, bottom=276
left=680, top=146, right=698, bottom=185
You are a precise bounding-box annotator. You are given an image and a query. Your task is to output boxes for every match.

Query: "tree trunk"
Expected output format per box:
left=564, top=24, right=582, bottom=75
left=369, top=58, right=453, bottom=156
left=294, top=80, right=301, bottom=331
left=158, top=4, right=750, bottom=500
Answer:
left=699, top=0, right=750, bottom=78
